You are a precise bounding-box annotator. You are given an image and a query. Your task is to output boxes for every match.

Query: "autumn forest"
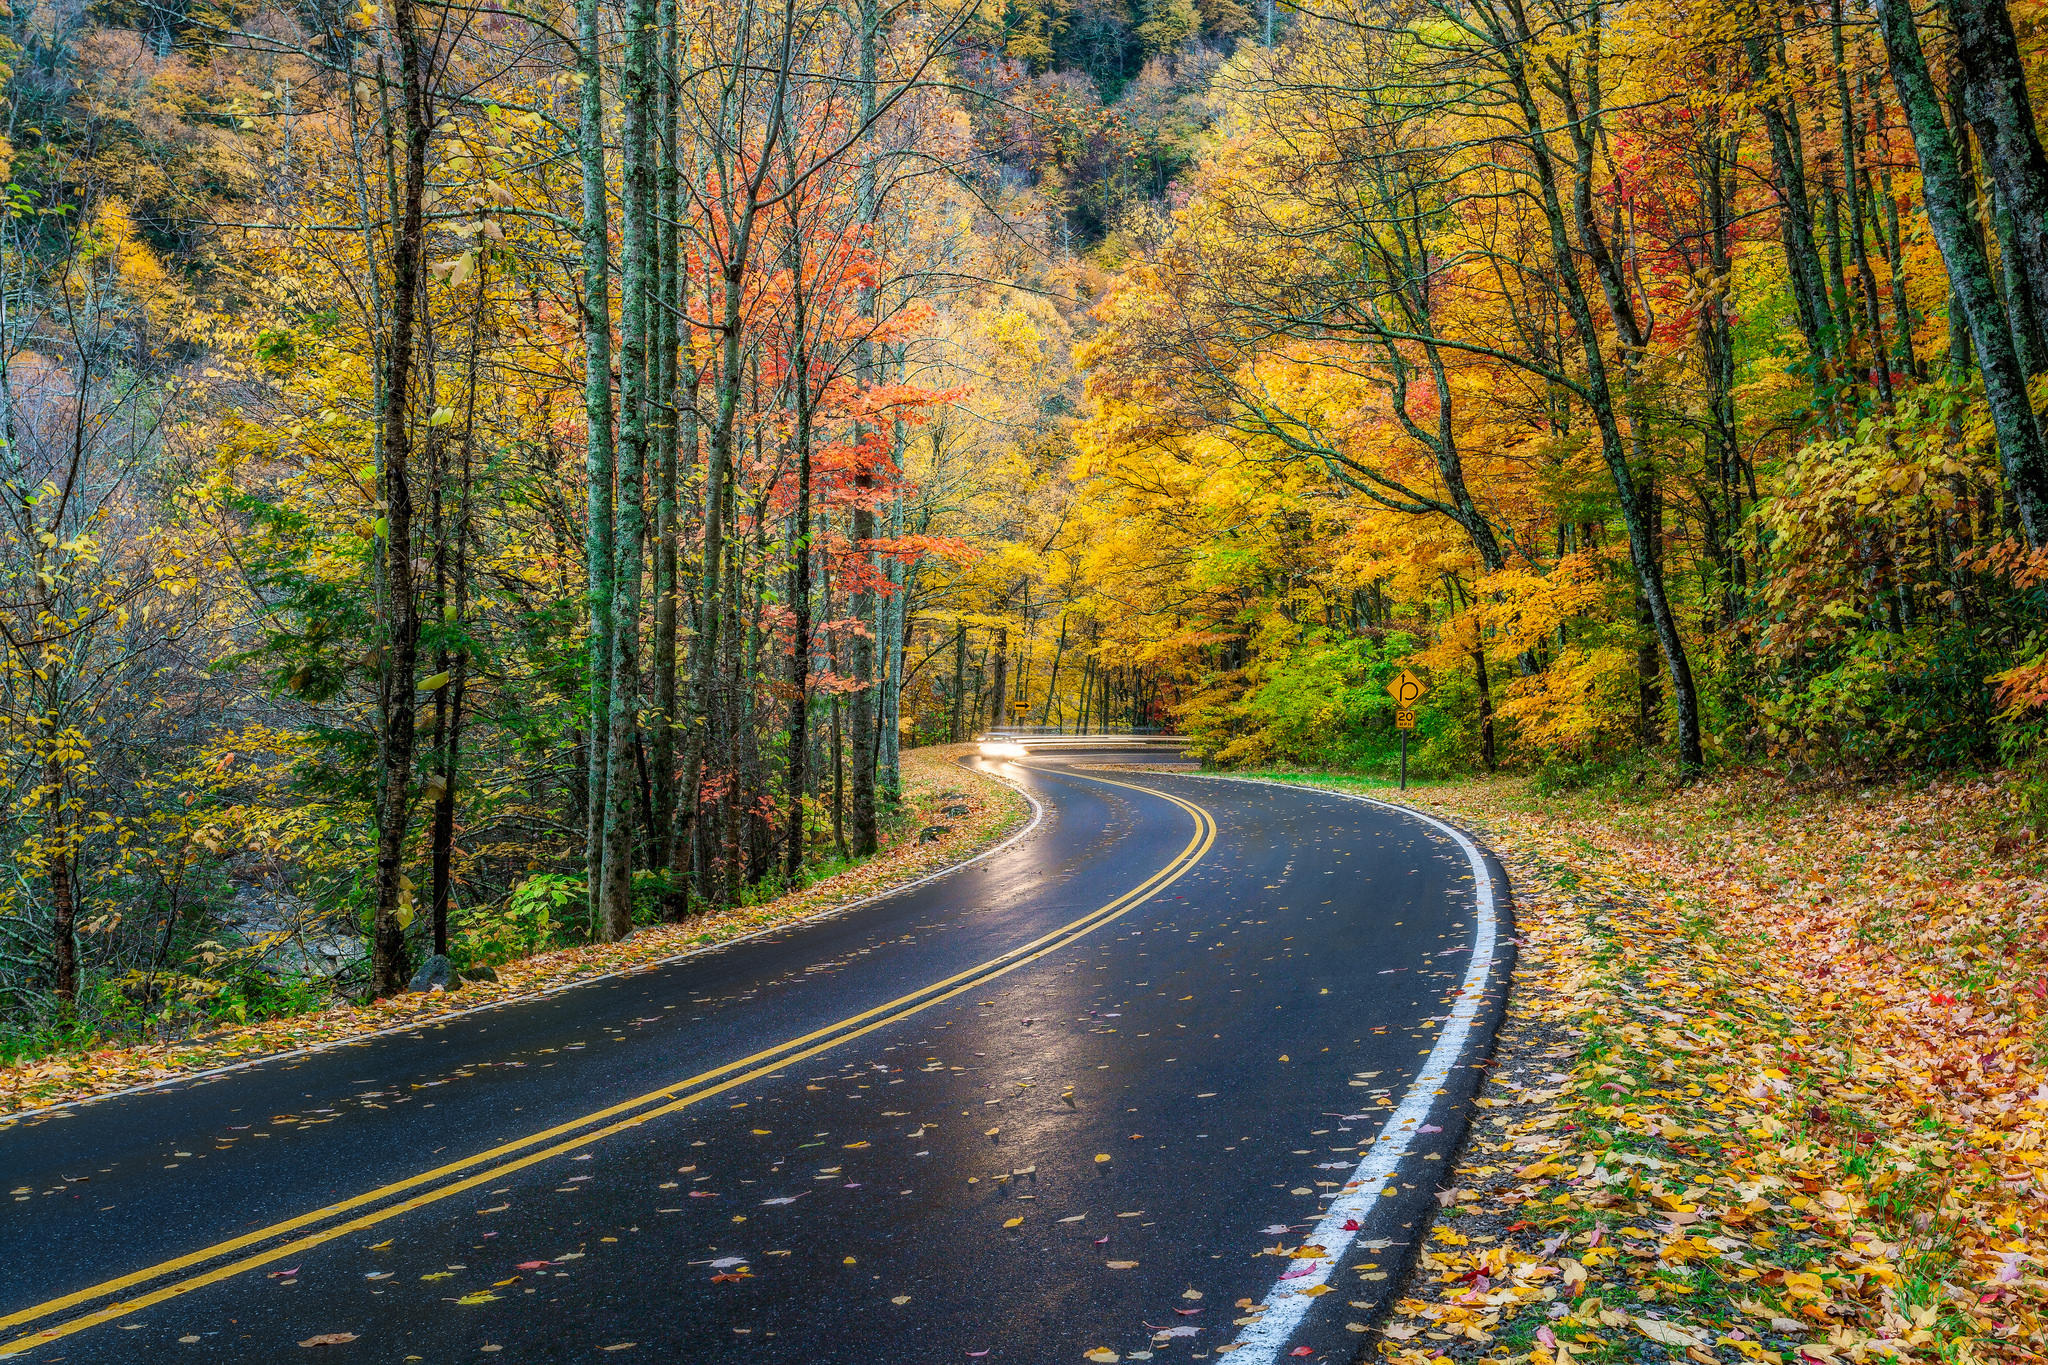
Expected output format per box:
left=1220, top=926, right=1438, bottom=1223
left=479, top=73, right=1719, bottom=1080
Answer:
left=4, top=0, right=2048, bottom=1048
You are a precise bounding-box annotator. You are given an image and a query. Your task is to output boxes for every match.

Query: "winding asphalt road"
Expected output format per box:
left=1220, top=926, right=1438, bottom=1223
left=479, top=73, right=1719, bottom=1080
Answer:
left=0, top=751, right=1512, bottom=1364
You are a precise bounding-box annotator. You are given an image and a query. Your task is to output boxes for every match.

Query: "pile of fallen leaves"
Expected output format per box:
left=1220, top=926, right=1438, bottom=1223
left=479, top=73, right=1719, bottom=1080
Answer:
left=1261, top=769, right=2048, bottom=1365
left=0, top=747, right=1027, bottom=1121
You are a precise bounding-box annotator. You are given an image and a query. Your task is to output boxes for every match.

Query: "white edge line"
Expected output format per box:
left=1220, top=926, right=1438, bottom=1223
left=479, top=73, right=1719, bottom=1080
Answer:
left=0, top=761, right=1047, bottom=1126
left=1183, top=775, right=1501, bottom=1364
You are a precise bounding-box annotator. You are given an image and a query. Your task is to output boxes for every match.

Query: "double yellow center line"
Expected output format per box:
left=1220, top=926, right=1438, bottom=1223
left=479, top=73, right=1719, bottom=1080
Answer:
left=0, top=773, right=1213, bottom=1356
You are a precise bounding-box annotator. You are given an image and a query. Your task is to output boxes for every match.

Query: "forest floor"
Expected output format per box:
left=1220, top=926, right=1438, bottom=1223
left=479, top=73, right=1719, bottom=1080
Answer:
left=1241, top=767, right=2046, bottom=1365
left=0, top=745, right=1029, bottom=1122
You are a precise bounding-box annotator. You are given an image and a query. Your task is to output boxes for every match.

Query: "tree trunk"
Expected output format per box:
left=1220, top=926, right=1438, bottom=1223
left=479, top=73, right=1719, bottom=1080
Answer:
left=1505, top=16, right=1705, bottom=773
left=845, top=0, right=884, bottom=857
left=372, top=0, right=431, bottom=995
left=1876, top=0, right=2048, bottom=544
left=987, top=625, right=1009, bottom=729
left=1038, top=613, right=1068, bottom=728
left=650, top=0, right=682, bottom=916
left=1947, top=0, right=2048, bottom=355
left=1472, top=638, right=1496, bottom=773
left=949, top=624, right=967, bottom=741
left=1748, top=33, right=1837, bottom=365
left=784, top=330, right=814, bottom=880
left=577, top=0, right=616, bottom=922
left=46, top=756, right=76, bottom=1010
left=597, top=0, right=658, bottom=940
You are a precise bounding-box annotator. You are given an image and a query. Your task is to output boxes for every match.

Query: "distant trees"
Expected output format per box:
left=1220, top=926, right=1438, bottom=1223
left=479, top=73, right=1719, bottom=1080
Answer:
left=0, top=0, right=1063, bottom=1036
left=1072, top=0, right=2048, bottom=778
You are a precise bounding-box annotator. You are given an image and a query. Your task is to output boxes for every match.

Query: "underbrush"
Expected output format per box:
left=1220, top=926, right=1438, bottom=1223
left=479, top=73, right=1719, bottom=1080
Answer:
left=0, top=750, right=1012, bottom=1111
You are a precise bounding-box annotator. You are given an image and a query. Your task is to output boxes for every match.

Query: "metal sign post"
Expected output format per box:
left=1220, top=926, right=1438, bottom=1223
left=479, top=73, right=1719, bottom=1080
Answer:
left=1386, top=670, right=1426, bottom=793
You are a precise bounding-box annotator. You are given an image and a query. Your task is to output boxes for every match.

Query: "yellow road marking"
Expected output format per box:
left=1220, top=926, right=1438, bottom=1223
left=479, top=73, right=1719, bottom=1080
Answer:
left=0, top=774, right=1211, bottom=1356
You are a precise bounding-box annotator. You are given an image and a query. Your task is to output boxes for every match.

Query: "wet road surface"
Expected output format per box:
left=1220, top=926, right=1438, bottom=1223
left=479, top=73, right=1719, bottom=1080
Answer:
left=0, top=753, right=1511, bottom=1364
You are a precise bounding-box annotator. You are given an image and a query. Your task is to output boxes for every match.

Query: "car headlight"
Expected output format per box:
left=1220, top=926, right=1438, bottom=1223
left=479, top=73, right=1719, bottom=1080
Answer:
left=977, top=740, right=1027, bottom=758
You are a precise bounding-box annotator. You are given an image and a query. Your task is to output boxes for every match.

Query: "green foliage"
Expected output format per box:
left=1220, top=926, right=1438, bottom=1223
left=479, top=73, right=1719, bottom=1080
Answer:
left=450, top=873, right=587, bottom=969
left=1180, top=625, right=1426, bottom=772
left=1758, top=626, right=2006, bottom=772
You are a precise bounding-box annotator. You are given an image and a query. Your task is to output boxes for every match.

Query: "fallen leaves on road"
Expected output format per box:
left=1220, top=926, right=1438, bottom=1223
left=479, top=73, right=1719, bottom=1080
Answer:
left=297, top=1333, right=358, bottom=1347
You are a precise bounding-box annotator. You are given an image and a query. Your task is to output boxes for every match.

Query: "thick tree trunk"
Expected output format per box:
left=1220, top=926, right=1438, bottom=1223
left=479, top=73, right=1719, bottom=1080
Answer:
left=372, top=0, right=431, bottom=995
left=1877, top=0, right=2048, bottom=544
left=848, top=495, right=879, bottom=854
left=1947, top=0, right=2048, bottom=357
left=597, top=0, right=658, bottom=941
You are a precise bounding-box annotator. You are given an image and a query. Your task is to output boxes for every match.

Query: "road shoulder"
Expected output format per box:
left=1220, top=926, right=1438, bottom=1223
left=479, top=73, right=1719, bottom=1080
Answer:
left=0, top=746, right=1032, bottom=1122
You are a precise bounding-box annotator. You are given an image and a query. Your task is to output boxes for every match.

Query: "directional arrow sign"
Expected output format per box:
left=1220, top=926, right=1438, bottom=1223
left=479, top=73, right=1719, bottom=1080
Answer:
left=1386, top=669, right=1428, bottom=709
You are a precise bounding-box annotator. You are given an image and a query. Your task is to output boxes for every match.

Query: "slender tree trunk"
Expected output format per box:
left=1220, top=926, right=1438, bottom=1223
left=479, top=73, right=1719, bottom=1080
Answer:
left=784, top=281, right=814, bottom=879
left=1749, top=33, right=1837, bottom=366
left=1038, top=613, right=1068, bottom=728
left=429, top=246, right=486, bottom=960
left=949, top=624, right=967, bottom=741
left=842, top=0, right=885, bottom=855
left=578, top=0, right=616, bottom=922
left=1472, top=637, right=1495, bottom=773
left=650, top=0, right=682, bottom=916
left=987, top=625, right=1009, bottom=729
left=1833, top=2, right=1894, bottom=408
left=45, top=755, right=75, bottom=1009
left=1506, top=18, right=1704, bottom=773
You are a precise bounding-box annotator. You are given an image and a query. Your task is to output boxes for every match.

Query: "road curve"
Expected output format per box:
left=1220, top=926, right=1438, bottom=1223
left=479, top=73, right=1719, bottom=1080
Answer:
left=0, top=754, right=1512, bottom=1364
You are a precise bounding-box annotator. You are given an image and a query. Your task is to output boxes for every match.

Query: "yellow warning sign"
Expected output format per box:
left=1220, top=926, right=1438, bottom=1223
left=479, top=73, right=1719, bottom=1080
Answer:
left=1395, top=709, right=1417, bottom=730
left=1386, top=669, right=1428, bottom=709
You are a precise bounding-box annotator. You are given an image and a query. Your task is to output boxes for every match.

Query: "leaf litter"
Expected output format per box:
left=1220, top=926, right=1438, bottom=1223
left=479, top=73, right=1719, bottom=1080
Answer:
left=1259, top=770, right=2048, bottom=1365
